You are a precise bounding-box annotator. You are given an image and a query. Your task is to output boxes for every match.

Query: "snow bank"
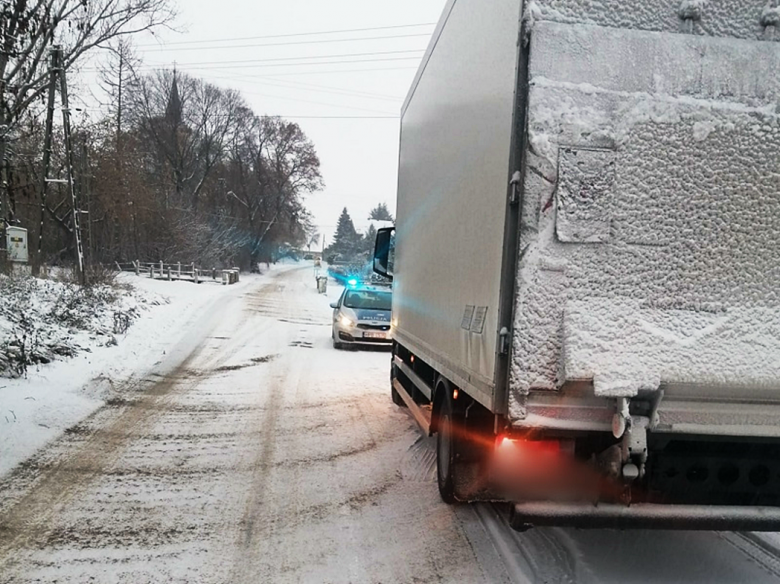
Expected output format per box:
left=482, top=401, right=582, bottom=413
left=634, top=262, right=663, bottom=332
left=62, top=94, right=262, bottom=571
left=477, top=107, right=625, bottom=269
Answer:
left=0, top=271, right=252, bottom=478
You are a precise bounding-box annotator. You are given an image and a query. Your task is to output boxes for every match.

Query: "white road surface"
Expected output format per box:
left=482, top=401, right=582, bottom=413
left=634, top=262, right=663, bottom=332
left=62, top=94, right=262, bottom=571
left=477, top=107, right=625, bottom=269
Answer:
left=1, top=264, right=779, bottom=583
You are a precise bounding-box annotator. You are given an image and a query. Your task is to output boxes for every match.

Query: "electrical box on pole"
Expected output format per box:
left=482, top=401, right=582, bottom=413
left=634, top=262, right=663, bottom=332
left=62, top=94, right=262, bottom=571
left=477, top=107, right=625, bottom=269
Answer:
left=6, top=226, right=28, bottom=263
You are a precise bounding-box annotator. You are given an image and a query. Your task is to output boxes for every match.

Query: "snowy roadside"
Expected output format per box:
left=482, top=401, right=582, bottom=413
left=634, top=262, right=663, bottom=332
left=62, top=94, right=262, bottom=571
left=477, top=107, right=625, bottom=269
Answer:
left=0, top=265, right=295, bottom=478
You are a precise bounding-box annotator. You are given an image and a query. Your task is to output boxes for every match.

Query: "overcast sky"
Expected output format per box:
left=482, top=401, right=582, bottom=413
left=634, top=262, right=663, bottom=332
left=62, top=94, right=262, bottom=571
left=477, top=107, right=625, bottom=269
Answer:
left=109, top=0, right=448, bottom=248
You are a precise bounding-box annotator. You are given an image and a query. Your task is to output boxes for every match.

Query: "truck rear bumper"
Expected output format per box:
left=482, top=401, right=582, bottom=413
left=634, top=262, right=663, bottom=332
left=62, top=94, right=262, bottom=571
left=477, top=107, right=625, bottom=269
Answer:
left=510, top=502, right=780, bottom=531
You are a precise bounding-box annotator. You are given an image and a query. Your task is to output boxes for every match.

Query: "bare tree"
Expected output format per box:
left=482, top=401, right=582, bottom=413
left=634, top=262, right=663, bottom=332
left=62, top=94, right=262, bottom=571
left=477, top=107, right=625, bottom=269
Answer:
left=96, top=38, right=142, bottom=258
left=0, top=0, right=175, bottom=226
left=225, top=115, right=323, bottom=266
left=3, top=58, right=323, bottom=269
left=128, top=70, right=243, bottom=211
left=98, top=37, right=141, bottom=147
left=188, top=81, right=243, bottom=210
left=307, top=229, right=320, bottom=251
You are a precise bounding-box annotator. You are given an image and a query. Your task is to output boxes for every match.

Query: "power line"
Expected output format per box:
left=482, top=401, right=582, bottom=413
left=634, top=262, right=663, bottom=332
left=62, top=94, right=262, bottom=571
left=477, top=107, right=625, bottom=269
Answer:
left=135, top=33, right=433, bottom=53
left=129, top=56, right=424, bottom=73
left=83, top=55, right=424, bottom=74
left=231, top=89, right=397, bottom=115
left=254, top=76, right=401, bottom=100
left=261, top=115, right=399, bottom=119
left=107, top=64, right=402, bottom=106
left=136, top=23, right=437, bottom=48
left=34, top=104, right=400, bottom=120
left=144, top=49, right=426, bottom=68
left=216, top=66, right=419, bottom=78
left=200, top=72, right=403, bottom=102
left=118, top=111, right=400, bottom=119
left=121, top=68, right=403, bottom=110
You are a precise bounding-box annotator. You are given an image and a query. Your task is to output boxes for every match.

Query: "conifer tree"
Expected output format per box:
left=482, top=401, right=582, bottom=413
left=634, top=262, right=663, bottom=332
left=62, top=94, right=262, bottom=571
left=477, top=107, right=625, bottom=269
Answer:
left=368, top=202, right=393, bottom=222
left=327, top=207, right=361, bottom=260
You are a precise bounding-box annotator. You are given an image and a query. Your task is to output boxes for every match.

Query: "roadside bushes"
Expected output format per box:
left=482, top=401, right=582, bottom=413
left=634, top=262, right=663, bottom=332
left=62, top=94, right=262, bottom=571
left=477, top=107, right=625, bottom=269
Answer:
left=0, top=273, right=143, bottom=378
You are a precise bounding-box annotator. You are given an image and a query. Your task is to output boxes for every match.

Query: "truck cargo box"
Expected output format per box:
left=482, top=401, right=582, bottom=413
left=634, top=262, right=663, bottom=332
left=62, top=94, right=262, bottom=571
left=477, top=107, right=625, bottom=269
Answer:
left=394, top=0, right=780, bottom=430
left=384, top=0, right=780, bottom=527
left=393, top=0, right=523, bottom=413
left=510, top=6, right=780, bottom=436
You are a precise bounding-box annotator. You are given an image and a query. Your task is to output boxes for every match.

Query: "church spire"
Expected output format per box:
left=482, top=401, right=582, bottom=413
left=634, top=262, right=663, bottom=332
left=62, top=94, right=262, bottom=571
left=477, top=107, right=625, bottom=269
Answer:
left=166, top=67, right=182, bottom=125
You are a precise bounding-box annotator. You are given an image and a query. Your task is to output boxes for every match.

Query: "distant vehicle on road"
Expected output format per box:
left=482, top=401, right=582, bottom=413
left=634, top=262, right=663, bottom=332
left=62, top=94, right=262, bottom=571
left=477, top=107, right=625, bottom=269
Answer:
left=327, top=262, right=365, bottom=286
left=330, top=285, right=392, bottom=349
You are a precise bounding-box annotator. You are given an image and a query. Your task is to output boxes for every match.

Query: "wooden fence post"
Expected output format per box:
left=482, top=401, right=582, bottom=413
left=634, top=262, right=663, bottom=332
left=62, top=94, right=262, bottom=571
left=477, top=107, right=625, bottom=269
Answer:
left=135, top=260, right=139, bottom=277
left=194, top=268, right=199, bottom=284
left=149, top=265, right=154, bottom=279
left=159, top=260, right=163, bottom=275
left=167, top=267, right=172, bottom=281
left=177, top=262, right=181, bottom=279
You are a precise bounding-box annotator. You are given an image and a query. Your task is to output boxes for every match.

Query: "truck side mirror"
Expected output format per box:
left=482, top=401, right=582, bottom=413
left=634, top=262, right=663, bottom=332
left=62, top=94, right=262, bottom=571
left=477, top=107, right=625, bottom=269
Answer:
left=373, top=227, right=395, bottom=279
left=329, top=302, right=339, bottom=309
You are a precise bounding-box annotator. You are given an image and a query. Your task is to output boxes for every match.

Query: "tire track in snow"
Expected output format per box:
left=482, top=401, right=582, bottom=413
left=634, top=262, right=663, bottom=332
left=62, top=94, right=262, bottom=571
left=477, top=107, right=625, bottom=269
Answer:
left=0, top=277, right=281, bottom=582
left=0, top=357, right=199, bottom=578
left=400, top=432, right=577, bottom=582
left=400, top=435, right=437, bottom=483
left=223, top=268, right=488, bottom=583
left=719, top=532, right=780, bottom=580
left=225, top=274, right=404, bottom=579
left=227, top=276, right=298, bottom=583
left=229, top=360, right=285, bottom=563
left=472, top=504, right=536, bottom=584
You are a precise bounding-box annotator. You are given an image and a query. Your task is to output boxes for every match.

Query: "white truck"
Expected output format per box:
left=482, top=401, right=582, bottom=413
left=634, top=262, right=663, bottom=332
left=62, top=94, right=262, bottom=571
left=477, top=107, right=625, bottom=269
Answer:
left=373, top=0, right=780, bottom=530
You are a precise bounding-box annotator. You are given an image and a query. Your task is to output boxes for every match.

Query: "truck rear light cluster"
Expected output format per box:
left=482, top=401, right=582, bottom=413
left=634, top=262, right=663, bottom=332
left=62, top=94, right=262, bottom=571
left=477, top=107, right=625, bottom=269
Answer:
left=495, top=435, right=562, bottom=457
left=491, top=435, right=585, bottom=500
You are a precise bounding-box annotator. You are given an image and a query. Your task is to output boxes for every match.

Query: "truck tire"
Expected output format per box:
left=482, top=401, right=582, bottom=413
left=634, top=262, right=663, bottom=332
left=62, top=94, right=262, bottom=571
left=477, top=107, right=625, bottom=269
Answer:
left=436, top=384, right=462, bottom=504
left=390, top=363, right=407, bottom=407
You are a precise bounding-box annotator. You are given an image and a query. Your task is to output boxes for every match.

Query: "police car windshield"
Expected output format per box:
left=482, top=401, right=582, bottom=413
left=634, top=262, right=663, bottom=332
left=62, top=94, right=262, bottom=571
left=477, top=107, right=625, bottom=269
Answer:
left=343, top=290, right=392, bottom=311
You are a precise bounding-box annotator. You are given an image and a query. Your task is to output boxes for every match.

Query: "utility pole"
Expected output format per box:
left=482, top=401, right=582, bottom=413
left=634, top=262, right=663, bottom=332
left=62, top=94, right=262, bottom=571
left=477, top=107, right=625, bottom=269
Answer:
left=36, top=48, right=59, bottom=273
left=58, top=48, right=86, bottom=285
left=116, top=48, right=124, bottom=147
left=0, top=68, right=9, bottom=267
left=81, top=134, right=93, bottom=263
left=0, top=131, right=7, bottom=266
left=36, top=46, right=86, bottom=285
left=77, top=132, right=94, bottom=265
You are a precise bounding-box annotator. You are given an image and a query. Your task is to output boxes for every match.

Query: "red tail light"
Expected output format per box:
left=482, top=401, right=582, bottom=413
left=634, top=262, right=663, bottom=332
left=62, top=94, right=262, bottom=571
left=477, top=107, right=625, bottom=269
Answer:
left=496, top=434, right=514, bottom=453
left=494, top=435, right=561, bottom=456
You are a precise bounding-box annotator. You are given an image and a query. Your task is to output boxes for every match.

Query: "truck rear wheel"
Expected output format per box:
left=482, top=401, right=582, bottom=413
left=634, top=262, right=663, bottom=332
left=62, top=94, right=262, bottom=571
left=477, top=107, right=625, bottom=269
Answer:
left=437, top=384, right=462, bottom=504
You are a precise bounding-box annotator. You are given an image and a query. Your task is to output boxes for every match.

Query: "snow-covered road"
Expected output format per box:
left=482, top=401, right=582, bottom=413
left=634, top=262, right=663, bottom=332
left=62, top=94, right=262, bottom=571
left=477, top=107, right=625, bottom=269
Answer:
left=1, top=264, right=780, bottom=583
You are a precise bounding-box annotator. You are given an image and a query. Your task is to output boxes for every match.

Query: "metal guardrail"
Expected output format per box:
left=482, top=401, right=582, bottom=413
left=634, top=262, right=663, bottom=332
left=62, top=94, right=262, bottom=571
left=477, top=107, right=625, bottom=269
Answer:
left=115, top=261, right=240, bottom=285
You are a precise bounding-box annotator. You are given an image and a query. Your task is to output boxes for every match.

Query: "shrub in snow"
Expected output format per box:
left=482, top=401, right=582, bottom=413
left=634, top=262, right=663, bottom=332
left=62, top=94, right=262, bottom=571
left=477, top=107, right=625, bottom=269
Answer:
left=762, top=5, right=780, bottom=27
left=678, top=0, right=707, bottom=18
left=0, top=274, right=147, bottom=378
